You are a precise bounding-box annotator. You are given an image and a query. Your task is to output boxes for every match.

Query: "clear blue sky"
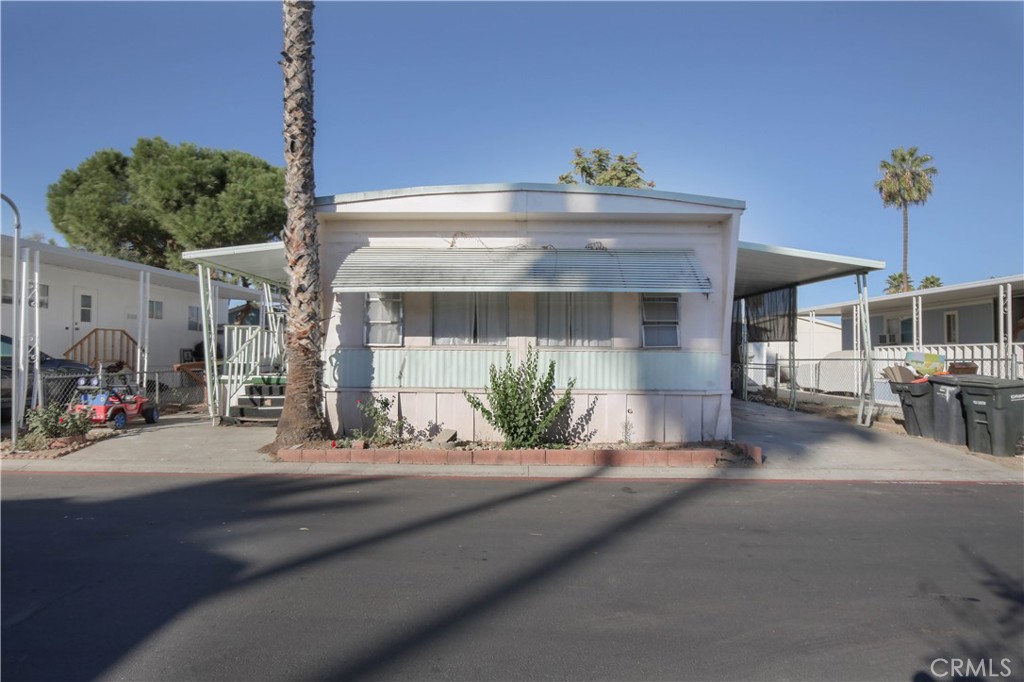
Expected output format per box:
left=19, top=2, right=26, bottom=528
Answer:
left=2, top=1, right=1021, bottom=308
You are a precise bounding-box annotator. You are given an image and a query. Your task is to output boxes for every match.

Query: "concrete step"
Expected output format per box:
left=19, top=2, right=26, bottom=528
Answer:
left=239, top=394, right=285, bottom=408
left=245, top=383, right=286, bottom=397
left=228, top=405, right=283, bottom=420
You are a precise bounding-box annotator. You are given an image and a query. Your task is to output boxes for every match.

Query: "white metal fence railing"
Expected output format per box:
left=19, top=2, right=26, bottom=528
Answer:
left=871, top=343, right=1023, bottom=380
left=738, top=346, right=1024, bottom=421
left=218, top=324, right=286, bottom=417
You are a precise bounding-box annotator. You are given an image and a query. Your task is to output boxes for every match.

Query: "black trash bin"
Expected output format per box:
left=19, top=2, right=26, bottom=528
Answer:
left=956, top=376, right=1024, bottom=457
left=889, top=380, right=935, bottom=438
left=929, top=374, right=966, bottom=446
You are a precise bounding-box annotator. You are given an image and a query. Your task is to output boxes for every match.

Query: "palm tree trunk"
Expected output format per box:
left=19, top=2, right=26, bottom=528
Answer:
left=270, top=0, right=332, bottom=450
left=902, top=203, right=910, bottom=292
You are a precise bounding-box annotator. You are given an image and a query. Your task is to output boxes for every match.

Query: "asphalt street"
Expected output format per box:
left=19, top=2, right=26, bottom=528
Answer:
left=2, top=472, right=1022, bottom=682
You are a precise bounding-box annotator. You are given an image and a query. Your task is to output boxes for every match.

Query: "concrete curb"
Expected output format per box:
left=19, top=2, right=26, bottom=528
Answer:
left=277, top=443, right=762, bottom=468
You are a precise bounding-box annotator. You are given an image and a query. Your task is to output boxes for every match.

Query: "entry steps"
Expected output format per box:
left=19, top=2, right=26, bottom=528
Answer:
left=227, top=375, right=286, bottom=424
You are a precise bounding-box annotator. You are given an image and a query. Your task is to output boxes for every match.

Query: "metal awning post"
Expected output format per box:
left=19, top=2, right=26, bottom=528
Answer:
left=30, top=250, right=42, bottom=410
left=197, top=264, right=219, bottom=425
left=917, top=294, right=925, bottom=348
left=999, top=282, right=1012, bottom=378
left=739, top=298, right=748, bottom=401
left=855, top=272, right=875, bottom=427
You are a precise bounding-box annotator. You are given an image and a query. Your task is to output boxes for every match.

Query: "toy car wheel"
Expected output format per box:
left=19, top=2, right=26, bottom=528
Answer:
left=112, top=411, right=128, bottom=430
left=143, top=406, right=159, bottom=424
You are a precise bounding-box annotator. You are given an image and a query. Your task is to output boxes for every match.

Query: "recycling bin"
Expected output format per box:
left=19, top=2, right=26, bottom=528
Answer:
left=955, top=376, right=1024, bottom=457
left=929, top=374, right=966, bottom=446
left=889, top=380, right=935, bottom=438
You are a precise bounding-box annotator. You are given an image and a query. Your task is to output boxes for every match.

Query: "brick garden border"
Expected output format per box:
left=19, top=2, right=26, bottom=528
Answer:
left=278, top=443, right=762, bottom=467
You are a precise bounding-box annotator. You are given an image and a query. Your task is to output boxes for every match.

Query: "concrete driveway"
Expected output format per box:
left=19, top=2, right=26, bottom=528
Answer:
left=3, top=401, right=1021, bottom=483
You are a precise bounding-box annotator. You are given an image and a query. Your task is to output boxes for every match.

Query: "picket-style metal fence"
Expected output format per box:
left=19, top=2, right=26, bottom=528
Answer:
left=738, top=347, right=1024, bottom=422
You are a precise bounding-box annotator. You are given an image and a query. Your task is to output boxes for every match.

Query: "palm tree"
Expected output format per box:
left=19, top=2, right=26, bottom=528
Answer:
left=918, top=275, right=943, bottom=289
left=884, top=272, right=913, bottom=295
left=875, top=146, right=937, bottom=293
left=271, top=0, right=332, bottom=449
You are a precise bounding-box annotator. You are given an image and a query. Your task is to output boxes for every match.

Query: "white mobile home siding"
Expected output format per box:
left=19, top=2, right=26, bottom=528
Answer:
left=2, top=252, right=230, bottom=368
left=316, top=188, right=741, bottom=443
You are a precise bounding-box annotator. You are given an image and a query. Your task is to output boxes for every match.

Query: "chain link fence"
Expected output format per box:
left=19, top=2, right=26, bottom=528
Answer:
left=18, top=366, right=207, bottom=415
left=737, top=358, right=907, bottom=420
left=743, top=353, right=1021, bottom=421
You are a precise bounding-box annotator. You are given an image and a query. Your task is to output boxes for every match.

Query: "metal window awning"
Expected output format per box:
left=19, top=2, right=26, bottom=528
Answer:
left=330, top=247, right=713, bottom=293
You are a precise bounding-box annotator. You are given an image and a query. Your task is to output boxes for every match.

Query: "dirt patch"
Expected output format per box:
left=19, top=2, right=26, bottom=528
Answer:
left=2, top=429, right=117, bottom=460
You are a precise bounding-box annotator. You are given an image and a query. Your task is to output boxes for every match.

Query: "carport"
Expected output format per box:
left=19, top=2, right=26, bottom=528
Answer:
left=185, top=237, right=884, bottom=428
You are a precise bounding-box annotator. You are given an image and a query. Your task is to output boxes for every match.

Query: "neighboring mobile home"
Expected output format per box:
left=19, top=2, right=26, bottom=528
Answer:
left=1, top=235, right=260, bottom=370
left=802, top=274, right=1024, bottom=377
left=185, top=183, right=883, bottom=441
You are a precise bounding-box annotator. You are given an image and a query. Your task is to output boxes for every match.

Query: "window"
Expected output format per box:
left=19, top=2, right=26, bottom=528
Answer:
left=365, top=293, right=403, bottom=346
left=641, top=294, right=680, bottom=348
left=433, top=293, right=507, bottom=345
left=3, top=279, right=48, bottom=308
left=79, top=293, right=93, bottom=322
left=148, top=300, right=163, bottom=320
left=188, top=305, right=202, bottom=331
left=882, top=317, right=912, bottom=345
left=944, top=311, right=959, bottom=343
left=537, top=292, right=612, bottom=347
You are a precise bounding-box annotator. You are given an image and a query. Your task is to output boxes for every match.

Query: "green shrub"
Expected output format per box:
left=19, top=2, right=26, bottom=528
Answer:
left=464, top=346, right=576, bottom=449
left=356, top=395, right=406, bottom=446
left=25, top=402, right=93, bottom=439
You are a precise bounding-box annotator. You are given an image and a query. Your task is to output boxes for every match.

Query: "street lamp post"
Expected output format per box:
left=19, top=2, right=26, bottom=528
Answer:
left=1, top=193, right=22, bottom=449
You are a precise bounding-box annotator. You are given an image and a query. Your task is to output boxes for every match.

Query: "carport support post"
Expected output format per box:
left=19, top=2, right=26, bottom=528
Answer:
left=197, top=264, right=218, bottom=425
left=855, top=272, right=875, bottom=427
left=739, top=298, right=748, bottom=401
left=31, top=250, right=42, bottom=410
left=998, top=282, right=1011, bottom=379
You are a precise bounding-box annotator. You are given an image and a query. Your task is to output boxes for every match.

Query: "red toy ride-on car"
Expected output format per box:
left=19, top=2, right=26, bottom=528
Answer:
left=71, top=376, right=159, bottom=429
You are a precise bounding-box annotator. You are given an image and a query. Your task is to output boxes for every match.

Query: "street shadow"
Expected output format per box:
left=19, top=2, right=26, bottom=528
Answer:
left=3, top=467, right=648, bottom=681
left=309, top=472, right=726, bottom=680
left=2, top=475, right=385, bottom=681
left=909, top=545, right=1024, bottom=681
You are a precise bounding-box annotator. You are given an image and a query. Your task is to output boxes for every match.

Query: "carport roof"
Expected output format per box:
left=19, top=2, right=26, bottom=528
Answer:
left=183, top=239, right=883, bottom=298
left=1, top=235, right=259, bottom=300
left=801, top=273, right=1024, bottom=316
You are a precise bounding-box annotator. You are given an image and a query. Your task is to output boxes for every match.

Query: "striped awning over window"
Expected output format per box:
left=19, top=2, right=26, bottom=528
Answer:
left=331, top=247, right=712, bottom=293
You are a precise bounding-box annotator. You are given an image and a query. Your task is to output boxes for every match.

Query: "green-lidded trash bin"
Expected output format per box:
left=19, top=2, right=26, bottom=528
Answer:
left=956, top=376, right=1024, bottom=457
left=889, top=380, right=935, bottom=438
left=929, top=374, right=966, bottom=446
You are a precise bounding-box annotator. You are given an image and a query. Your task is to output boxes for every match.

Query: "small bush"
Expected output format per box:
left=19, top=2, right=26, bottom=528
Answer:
left=25, top=403, right=93, bottom=439
left=357, top=395, right=406, bottom=446
left=464, top=346, right=576, bottom=449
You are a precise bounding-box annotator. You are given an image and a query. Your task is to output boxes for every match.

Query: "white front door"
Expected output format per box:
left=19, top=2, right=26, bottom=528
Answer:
left=72, top=287, right=98, bottom=345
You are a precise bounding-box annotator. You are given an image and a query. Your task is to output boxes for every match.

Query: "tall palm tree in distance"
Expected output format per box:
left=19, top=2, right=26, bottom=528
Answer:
left=884, top=272, right=913, bottom=295
left=875, top=146, right=937, bottom=293
left=271, top=0, right=332, bottom=449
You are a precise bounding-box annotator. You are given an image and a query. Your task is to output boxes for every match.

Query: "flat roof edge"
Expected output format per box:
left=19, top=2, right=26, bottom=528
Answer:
left=739, top=240, right=886, bottom=271
left=314, top=183, right=746, bottom=211
left=800, top=273, right=1024, bottom=314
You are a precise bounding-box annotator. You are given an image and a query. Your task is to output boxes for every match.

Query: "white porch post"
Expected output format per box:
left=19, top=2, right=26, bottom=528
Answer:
left=855, top=273, right=875, bottom=427
left=912, top=295, right=922, bottom=349
left=197, top=264, right=219, bottom=424
left=135, top=271, right=151, bottom=385
left=998, top=282, right=1012, bottom=378
left=30, top=250, right=42, bottom=410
